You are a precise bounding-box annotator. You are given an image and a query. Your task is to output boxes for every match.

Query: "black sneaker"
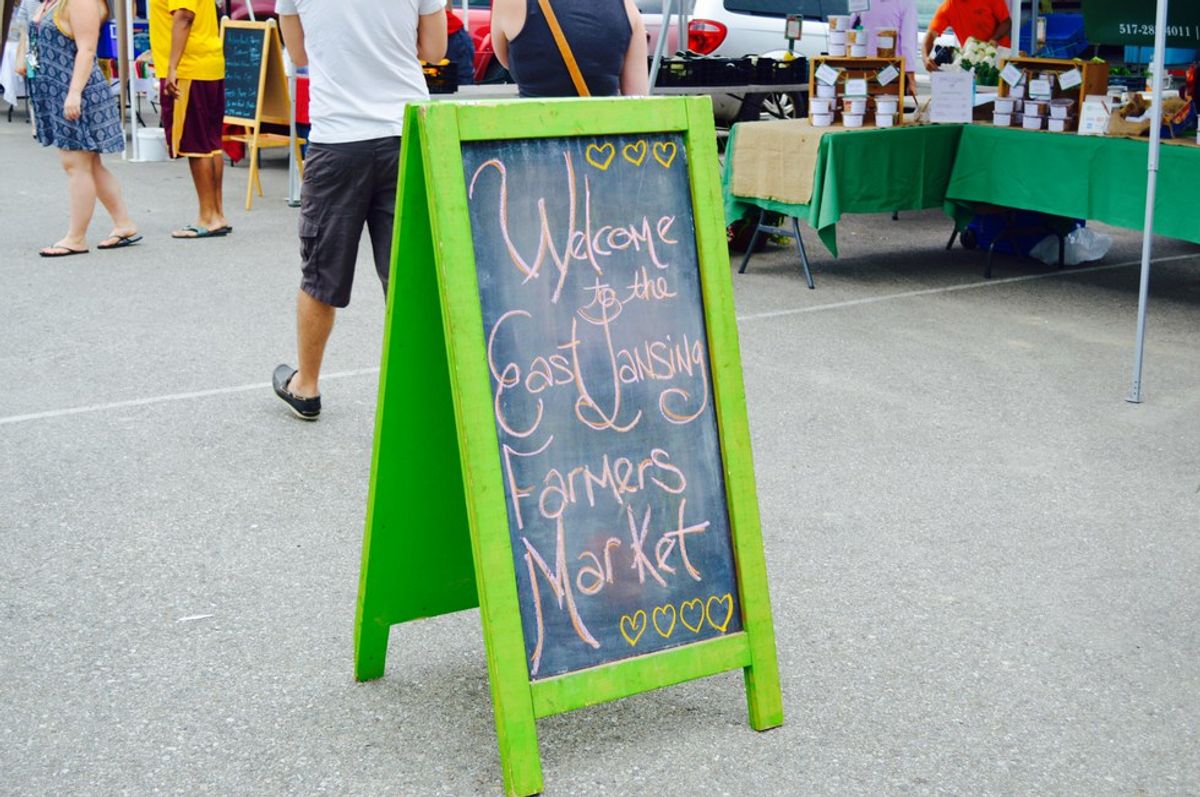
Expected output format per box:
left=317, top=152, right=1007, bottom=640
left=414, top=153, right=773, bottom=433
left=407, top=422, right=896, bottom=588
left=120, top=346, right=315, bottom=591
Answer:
left=273, top=364, right=321, bottom=420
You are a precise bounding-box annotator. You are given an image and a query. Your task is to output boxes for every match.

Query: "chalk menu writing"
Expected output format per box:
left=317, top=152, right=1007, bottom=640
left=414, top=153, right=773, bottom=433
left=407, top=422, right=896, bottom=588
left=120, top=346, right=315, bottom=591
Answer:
left=463, top=134, right=743, bottom=679
left=223, top=26, right=265, bottom=120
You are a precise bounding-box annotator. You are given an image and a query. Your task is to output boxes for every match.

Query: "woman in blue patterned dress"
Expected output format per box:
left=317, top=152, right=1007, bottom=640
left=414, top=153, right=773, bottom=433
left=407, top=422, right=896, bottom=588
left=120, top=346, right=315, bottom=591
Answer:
left=29, top=0, right=140, bottom=256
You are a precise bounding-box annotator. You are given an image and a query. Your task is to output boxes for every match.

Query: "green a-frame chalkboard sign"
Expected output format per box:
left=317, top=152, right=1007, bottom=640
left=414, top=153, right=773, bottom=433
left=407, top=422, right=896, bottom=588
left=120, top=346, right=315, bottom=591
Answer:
left=354, top=96, right=782, bottom=796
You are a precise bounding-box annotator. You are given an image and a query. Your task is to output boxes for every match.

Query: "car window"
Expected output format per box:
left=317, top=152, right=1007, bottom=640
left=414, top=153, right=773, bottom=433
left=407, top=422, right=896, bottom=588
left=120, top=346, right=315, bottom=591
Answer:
left=722, top=0, right=847, bottom=19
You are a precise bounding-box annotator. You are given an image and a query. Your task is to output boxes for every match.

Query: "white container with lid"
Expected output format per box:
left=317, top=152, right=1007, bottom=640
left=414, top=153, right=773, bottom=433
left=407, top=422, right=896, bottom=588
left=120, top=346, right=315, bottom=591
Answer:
left=875, top=113, right=895, bottom=128
left=1050, top=99, right=1075, bottom=119
left=875, top=97, right=899, bottom=115
left=828, top=14, right=851, bottom=31
left=843, top=113, right=864, bottom=128
left=816, top=83, right=837, bottom=99
left=850, top=44, right=868, bottom=57
left=1023, top=114, right=1044, bottom=130
left=994, top=97, right=1016, bottom=114
left=1048, top=117, right=1071, bottom=132
left=812, top=112, right=835, bottom=127
left=1009, top=85, right=1026, bottom=99
left=845, top=98, right=868, bottom=114
left=993, top=112, right=1012, bottom=127
left=1025, top=99, right=1048, bottom=117
left=810, top=97, right=835, bottom=114
left=828, top=30, right=847, bottom=45
left=828, top=43, right=847, bottom=57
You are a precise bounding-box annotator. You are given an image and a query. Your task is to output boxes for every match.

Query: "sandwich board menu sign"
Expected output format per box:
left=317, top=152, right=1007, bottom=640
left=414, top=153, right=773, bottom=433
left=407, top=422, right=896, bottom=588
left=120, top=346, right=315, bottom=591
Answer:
left=353, top=96, right=782, bottom=796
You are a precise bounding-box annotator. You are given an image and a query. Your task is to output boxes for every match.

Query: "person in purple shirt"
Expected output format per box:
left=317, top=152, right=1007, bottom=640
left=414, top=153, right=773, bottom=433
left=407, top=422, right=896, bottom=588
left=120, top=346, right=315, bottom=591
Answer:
left=852, top=0, right=919, bottom=98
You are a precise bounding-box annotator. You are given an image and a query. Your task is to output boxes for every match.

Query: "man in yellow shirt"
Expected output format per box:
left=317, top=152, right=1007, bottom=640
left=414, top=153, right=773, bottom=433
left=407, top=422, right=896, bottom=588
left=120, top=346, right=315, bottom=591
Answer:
left=149, top=0, right=228, bottom=238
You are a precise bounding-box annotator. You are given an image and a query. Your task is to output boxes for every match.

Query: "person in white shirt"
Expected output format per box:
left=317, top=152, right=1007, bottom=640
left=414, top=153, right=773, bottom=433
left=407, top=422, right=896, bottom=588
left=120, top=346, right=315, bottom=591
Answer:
left=272, top=0, right=446, bottom=420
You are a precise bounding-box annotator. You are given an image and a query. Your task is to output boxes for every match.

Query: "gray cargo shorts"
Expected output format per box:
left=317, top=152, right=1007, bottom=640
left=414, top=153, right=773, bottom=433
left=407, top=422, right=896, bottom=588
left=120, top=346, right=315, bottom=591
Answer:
left=298, top=136, right=401, bottom=308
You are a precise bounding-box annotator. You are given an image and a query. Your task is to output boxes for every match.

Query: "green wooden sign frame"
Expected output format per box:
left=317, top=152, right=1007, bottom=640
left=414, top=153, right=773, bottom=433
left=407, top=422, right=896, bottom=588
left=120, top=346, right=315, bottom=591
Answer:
left=354, top=96, right=782, bottom=797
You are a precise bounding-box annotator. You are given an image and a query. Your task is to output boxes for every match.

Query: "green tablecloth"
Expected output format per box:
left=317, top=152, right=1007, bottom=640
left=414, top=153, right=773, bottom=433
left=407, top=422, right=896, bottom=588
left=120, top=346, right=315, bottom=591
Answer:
left=723, top=124, right=965, bottom=258
left=944, top=126, right=1200, bottom=245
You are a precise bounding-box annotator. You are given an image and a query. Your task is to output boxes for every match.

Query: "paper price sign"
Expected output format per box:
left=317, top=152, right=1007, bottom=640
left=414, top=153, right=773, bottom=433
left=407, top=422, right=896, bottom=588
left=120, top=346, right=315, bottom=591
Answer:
left=816, top=64, right=840, bottom=86
left=1058, top=68, right=1082, bottom=90
left=877, top=64, right=899, bottom=86
left=1029, top=78, right=1053, bottom=99
left=845, top=78, right=868, bottom=97
left=1000, top=63, right=1024, bottom=87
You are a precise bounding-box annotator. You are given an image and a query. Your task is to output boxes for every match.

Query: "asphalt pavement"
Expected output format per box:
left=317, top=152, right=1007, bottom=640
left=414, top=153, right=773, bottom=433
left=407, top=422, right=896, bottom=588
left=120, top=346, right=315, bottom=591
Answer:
left=2, top=114, right=1198, bottom=796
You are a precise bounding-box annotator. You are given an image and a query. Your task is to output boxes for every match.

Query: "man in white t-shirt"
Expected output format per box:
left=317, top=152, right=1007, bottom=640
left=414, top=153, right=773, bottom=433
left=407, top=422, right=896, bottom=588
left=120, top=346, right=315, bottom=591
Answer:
left=272, top=0, right=446, bottom=420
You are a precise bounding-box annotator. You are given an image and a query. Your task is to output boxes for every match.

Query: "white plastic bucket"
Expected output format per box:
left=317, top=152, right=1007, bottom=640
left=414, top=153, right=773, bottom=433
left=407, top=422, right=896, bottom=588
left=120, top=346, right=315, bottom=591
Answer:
left=812, top=112, right=835, bottom=127
left=843, top=113, right=864, bottom=128
left=135, top=127, right=170, bottom=162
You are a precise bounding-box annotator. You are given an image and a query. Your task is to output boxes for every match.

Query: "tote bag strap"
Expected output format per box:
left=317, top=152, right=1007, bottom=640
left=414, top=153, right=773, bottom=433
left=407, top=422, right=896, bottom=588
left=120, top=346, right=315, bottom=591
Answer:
left=535, top=0, right=591, bottom=97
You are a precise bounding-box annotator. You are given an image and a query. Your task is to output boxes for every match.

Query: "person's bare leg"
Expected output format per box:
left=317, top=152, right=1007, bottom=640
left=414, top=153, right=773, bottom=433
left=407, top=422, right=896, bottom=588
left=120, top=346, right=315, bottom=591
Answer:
left=173, top=156, right=220, bottom=235
left=91, top=155, right=138, bottom=242
left=211, top=153, right=228, bottom=229
left=43, top=150, right=97, bottom=253
left=290, top=290, right=335, bottom=398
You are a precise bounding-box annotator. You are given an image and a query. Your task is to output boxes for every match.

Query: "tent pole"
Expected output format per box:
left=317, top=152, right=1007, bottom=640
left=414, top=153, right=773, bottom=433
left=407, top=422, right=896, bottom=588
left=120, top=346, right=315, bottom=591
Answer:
left=116, top=0, right=129, bottom=155
left=1127, top=0, right=1170, bottom=404
left=126, top=0, right=139, bottom=161
left=1010, top=0, right=1021, bottom=55
left=647, top=0, right=674, bottom=94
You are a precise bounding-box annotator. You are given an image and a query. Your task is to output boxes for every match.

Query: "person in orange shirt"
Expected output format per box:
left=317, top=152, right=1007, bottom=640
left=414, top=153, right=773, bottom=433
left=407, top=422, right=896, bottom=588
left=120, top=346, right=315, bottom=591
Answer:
left=922, top=0, right=1011, bottom=73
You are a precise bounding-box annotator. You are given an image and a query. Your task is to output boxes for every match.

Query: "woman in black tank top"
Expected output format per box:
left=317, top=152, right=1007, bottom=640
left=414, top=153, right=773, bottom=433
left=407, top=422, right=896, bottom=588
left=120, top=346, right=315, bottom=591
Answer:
left=491, top=0, right=647, bottom=97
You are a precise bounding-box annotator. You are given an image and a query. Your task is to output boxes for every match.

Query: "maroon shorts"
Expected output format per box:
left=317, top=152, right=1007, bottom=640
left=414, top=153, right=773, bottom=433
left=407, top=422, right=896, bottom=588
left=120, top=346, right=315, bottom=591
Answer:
left=160, top=78, right=225, bottom=158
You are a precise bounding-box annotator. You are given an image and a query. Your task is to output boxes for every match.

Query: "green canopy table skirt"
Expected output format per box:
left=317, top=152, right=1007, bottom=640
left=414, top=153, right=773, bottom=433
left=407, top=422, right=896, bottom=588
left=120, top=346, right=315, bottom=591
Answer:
left=723, top=124, right=966, bottom=258
left=944, top=126, right=1200, bottom=245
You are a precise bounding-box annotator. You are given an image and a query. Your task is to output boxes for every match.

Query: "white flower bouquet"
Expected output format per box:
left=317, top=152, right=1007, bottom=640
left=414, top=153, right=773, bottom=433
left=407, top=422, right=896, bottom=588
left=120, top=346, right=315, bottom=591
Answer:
left=952, top=37, right=1008, bottom=86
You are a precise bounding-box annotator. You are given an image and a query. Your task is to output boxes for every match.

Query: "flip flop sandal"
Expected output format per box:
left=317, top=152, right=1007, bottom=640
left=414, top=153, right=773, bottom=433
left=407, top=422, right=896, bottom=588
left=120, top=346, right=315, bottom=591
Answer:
left=172, top=224, right=227, bottom=239
left=272, top=364, right=321, bottom=420
left=97, top=233, right=143, bottom=250
left=39, top=245, right=89, bottom=258
left=213, top=225, right=233, bottom=235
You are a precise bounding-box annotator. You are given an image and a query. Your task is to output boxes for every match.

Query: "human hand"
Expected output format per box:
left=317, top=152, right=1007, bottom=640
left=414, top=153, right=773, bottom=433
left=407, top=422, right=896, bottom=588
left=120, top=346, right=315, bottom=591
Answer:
left=165, top=68, right=179, bottom=98
left=924, top=57, right=939, bottom=73
left=63, top=91, right=82, bottom=120
left=16, top=62, right=27, bottom=77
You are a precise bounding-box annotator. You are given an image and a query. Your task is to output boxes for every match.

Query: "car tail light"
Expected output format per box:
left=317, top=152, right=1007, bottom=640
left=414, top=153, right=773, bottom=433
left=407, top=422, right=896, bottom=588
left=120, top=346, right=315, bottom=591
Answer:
left=687, top=19, right=727, bottom=55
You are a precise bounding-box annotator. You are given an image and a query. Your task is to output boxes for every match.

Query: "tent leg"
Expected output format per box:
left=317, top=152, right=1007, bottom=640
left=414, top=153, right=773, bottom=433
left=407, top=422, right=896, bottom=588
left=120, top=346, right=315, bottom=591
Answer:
left=1127, top=0, right=1169, bottom=405
left=738, top=209, right=764, bottom=274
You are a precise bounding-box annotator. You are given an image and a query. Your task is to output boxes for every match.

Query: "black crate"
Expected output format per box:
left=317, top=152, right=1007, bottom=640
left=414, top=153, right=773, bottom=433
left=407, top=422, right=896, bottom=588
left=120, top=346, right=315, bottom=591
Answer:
left=652, top=57, right=701, bottom=87
left=770, top=56, right=808, bottom=85
left=698, top=56, right=754, bottom=86
left=424, top=61, right=458, bottom=94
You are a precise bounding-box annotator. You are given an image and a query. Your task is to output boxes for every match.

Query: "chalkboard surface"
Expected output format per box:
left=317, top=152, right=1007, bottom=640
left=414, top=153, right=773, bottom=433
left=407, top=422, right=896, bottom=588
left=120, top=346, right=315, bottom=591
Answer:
left=463, top=133, right=742, bottom=680
left=223, top=25, right=265, bottom=120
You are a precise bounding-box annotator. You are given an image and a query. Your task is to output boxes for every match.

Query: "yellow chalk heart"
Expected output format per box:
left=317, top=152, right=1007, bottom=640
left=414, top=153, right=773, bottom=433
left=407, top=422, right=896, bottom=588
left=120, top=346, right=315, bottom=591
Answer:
left=679, top=598, right=705, bottom=633
left=585, top=142, right=616, bottom=170
left=652, top=604, right=677, bottom=638
left=622, top=140, right=648, bottom=167
left=705, top=593, right=734, bottom=633
left=652, top=141, right=678, bottom=169
left=619, top=609, right=647, bottom=646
